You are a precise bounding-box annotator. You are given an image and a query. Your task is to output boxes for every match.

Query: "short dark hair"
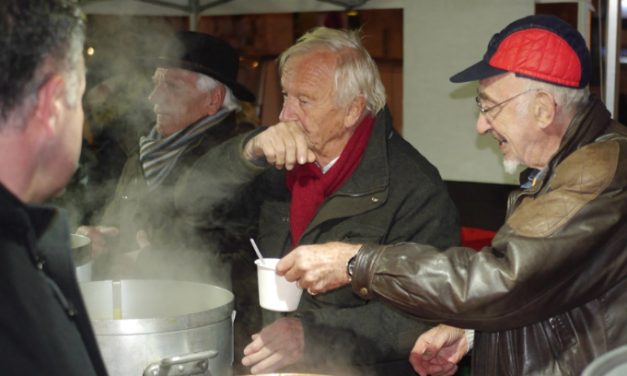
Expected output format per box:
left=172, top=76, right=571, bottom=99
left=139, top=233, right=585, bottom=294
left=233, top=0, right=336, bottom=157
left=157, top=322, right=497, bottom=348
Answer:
left=0, top=0, right=85, bottom=121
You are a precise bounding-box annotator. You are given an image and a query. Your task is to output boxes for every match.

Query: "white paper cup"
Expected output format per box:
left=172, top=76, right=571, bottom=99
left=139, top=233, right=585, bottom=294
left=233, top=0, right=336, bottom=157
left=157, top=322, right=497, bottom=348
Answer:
left=255, top=258, right=303, bottom=312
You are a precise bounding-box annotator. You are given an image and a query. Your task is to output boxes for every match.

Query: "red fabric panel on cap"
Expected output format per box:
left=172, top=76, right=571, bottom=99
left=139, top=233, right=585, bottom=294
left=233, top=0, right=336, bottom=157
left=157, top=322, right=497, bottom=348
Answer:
left=489, top=29, right=581, bottom=87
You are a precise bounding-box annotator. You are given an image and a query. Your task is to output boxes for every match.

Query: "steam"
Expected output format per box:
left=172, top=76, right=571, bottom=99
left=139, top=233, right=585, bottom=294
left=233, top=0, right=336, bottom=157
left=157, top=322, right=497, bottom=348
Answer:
left=57, top=13, right=395, bottom=376
left=52, top=14, right=242, bottom=289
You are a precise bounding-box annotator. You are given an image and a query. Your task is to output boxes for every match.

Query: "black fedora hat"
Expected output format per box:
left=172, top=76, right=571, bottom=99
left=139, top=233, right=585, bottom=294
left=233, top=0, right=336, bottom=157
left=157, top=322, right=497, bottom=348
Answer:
left=155, top=31, right=255, bottom=102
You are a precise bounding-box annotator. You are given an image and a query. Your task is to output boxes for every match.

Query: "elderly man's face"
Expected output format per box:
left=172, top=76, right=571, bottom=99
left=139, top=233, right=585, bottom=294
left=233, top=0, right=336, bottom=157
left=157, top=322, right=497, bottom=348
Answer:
left=149, top=68, right=214, bottom=137
left=279, top=50, right=357, bottom=162
left=475, top=73, right=548, bottom=172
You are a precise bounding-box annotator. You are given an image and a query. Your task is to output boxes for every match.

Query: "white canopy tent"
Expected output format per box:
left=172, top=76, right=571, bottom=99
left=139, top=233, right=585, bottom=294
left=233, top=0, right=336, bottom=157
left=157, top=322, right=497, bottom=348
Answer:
left=80, top=0, right=373, bottom=29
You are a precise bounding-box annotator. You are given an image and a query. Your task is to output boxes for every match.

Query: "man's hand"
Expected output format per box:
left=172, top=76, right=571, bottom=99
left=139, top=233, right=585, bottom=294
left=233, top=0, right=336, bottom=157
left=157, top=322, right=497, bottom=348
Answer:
left=75, top=225, right=119, bottom=257
left=243, top=121, right=316, bottom=170
left=277, top=242, right=360, bottom=294
left=241, top=317, right=305, bottom=374
left=409, top=324, right=469, bottom=376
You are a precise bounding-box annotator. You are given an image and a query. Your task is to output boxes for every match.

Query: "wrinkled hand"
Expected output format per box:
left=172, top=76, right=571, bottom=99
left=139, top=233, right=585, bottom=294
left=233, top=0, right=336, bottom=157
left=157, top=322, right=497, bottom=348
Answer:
left=243, top=121, right=316, bottom=170
left=75, top=225, right=119, bottom=257
left=241, top=317, right=305, bottom=374
left=409, top=324, right=469, bottom=376
left=277, top=242, right=360, bottom=295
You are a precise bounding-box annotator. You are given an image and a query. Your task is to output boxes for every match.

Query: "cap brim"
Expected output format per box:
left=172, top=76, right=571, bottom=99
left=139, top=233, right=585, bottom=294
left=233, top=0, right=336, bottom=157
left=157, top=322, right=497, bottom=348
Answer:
left=450, top=60, right=509, bottom=83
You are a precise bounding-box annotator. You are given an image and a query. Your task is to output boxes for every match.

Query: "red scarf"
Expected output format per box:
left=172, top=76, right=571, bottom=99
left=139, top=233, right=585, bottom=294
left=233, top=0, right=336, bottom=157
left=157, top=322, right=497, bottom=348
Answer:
left=285, top=116, right=374, bottom=247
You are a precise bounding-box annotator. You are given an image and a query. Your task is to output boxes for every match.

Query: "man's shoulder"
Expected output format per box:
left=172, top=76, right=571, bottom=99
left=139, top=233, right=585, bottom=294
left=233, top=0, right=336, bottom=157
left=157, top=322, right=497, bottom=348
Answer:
left=554, top=135, right=625, bottom=192
left=385, top=132, right=443, bottom=183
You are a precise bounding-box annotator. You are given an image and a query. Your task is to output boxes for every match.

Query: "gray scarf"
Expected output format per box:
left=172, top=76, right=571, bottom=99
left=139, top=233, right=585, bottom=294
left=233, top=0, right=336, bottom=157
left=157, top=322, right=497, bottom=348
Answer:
left=139, top=108, right=230, bottom=190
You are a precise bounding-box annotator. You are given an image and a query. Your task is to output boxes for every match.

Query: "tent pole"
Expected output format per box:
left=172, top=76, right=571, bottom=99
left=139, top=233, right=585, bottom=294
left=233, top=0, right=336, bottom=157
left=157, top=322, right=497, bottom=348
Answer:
left=189, top=0, right=198, bottom=31
left=605, top=0, right=621, bottom=117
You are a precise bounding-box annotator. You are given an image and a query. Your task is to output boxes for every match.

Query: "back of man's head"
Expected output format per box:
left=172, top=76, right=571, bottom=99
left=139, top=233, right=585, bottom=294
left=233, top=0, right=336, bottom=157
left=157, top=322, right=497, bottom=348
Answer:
left=0, top=0, right=85, bottom=125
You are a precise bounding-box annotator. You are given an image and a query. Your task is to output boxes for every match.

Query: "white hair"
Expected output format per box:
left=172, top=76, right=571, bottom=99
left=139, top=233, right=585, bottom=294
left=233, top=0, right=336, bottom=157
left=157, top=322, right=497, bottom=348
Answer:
left=278, top=27, right=386, bottom=115
left=196, top=74, right=240, bottom=112
left=520, top=78, right=590, bottom=117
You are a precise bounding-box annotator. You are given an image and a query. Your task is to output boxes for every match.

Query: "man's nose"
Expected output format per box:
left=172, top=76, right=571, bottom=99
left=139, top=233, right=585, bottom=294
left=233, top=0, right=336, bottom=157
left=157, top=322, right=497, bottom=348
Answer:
left=148, top=84, right=164, bottom=105
left=279, top=97, right=295, bottom=122
left=476, top=113, right=491, bottom=135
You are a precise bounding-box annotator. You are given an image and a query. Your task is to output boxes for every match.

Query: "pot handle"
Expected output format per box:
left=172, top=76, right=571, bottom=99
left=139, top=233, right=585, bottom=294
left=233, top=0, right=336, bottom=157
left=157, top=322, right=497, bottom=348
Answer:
left=143, top=350, right=218, bottom=376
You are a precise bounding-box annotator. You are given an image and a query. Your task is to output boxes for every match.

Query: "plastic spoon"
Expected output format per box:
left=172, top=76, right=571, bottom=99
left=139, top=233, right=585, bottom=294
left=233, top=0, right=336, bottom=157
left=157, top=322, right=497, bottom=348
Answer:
left=249, top=238, right=266, bottom=265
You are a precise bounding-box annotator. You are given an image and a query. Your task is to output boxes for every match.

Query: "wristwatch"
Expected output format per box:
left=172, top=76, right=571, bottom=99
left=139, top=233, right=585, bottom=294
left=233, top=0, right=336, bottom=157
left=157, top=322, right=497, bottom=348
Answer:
left=346, top=254, right=357, bottom=279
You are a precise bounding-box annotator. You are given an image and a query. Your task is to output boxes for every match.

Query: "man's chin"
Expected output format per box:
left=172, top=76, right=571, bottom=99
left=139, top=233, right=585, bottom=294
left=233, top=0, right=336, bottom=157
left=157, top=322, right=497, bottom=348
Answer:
left=503, top=159, right=521, bottom=175
left=155, top=122, right=179, bottom=137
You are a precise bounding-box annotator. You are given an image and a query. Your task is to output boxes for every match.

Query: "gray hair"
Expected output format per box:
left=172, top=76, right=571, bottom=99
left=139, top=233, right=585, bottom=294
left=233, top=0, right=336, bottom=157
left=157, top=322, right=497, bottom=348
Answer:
left=523, top=79, right=590, bottom=117
left=278, top=27, right=386, bottom=115
left=0, top=0, right=85, bottom=127
left=196, top=74, right=240, bottom=112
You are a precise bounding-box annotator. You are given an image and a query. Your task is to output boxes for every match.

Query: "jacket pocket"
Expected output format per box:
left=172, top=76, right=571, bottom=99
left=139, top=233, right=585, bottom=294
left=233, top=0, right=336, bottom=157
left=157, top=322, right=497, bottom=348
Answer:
left=542, top=314, right=578, bottom=356
left=332, top=223, right=386, bottom=244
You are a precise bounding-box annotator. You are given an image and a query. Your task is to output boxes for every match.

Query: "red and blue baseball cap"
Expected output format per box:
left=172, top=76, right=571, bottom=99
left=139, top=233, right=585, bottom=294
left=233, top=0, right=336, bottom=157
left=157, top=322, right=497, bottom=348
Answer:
left=450, top=15, right=591, bottom=88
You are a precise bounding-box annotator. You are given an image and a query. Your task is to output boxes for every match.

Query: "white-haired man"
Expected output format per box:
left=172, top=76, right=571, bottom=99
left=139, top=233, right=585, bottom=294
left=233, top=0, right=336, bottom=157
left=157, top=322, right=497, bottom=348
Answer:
left=78, top=31, right=259, bottom=367
left=176, top=27, right=460, bottom=375
left=81, top=31, right=255, bottom=264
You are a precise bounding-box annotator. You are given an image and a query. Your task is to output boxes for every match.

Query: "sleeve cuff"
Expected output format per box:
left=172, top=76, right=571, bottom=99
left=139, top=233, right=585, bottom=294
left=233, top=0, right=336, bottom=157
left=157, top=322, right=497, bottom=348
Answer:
left=464, top=329, right=475, bottom=350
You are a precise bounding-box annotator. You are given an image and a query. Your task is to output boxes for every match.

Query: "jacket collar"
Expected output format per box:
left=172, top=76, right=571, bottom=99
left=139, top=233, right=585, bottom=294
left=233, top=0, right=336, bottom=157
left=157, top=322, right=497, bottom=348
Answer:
left=518, top=95, right=611, bottom=190
left=333, top=108, right=392, bottom=195
left=0, top=183, right=62, bottom=263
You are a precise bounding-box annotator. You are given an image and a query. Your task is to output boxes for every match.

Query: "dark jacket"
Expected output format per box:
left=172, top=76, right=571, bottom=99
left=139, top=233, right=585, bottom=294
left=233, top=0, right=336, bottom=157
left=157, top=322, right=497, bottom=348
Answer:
left=177, top=109, right=461, bottom=375
left=97, top=112, right=254, bottom=266
left=353, top=97, right=627, bottom=375
left=0, top=184, right=108, bottom=376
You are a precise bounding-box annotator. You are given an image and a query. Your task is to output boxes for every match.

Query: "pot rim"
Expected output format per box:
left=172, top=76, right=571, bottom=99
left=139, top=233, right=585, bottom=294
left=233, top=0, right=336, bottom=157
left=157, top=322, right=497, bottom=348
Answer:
left=82, top=280, right=234, bottom=334
left=70, top=233, right=92, bottom=266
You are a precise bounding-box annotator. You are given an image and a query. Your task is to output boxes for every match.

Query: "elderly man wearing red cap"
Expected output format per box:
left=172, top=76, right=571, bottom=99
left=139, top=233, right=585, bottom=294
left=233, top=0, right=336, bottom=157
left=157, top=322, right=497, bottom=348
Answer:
left=274, top=15, right=627, bottom=376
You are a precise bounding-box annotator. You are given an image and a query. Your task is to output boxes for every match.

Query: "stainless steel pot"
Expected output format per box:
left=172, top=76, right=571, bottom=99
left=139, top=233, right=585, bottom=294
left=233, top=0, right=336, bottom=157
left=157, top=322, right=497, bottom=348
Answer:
left=70, top=233, right=91, bottom=263
left=582, top=345, right=627, bottom=376
left=80, top=280, right=234, bottom=376
left=243, top=372, right=332, bottom=376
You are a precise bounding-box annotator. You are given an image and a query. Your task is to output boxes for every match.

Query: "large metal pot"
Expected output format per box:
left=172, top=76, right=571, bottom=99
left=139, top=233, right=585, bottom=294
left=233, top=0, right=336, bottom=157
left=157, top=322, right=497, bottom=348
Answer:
left=80, top=280, right=234, bottom=376
left=582, top=345, right=627, bottom=376
left=241, top=374, right=333, bottom=376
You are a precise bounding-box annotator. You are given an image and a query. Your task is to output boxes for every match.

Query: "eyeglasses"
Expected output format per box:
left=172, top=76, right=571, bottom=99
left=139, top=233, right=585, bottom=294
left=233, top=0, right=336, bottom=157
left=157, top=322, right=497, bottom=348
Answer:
left=475, top=89, right=536, bottom=116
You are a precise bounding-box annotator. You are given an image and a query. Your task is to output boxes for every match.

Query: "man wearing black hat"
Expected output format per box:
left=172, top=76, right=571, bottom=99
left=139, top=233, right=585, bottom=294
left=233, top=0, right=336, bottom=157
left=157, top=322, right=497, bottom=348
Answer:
left=80, top=30, right=259, bottom=367
left=273, top=15, right=627, bottom=376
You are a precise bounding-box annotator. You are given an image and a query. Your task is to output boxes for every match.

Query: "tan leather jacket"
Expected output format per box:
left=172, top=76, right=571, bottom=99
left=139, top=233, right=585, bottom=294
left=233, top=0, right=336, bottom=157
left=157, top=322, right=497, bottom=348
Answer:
left=352, top=97, right=627, bottom=375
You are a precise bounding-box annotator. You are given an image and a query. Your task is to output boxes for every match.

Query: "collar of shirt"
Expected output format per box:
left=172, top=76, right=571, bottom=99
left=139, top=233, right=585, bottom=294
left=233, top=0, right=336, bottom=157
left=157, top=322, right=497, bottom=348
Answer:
left=521, top=167, right=547, bottom=189
left=319, top=156, right=340, bottom=174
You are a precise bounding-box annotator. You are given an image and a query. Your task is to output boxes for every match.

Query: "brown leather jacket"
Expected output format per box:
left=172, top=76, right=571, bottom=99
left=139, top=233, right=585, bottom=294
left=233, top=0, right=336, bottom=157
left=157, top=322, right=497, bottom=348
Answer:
left=352, top=96, right=627, bottom=375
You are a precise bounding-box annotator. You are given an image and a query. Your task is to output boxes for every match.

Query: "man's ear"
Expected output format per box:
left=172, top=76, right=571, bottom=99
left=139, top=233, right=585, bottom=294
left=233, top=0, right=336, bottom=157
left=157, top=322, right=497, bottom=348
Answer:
left=33, top=74, right=65, bottom=135
left=533, top=91, right=556, bottom=129
left=206, top=84, right=226, bottom=115
left=344, top=95, right=366, bottom=128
